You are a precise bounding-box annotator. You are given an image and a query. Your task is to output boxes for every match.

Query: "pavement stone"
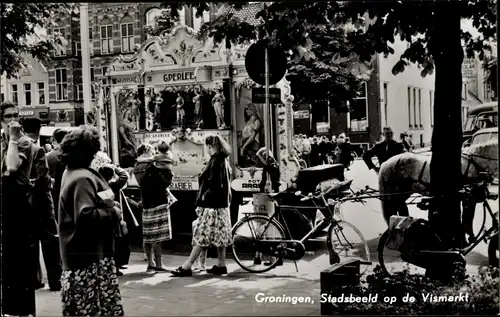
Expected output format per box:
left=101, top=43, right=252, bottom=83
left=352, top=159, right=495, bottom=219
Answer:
left=37, top=252, right=326, bottom=316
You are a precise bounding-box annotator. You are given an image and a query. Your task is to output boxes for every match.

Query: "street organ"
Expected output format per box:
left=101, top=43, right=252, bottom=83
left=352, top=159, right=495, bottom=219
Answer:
left=104, top=25, right=299, bottom=236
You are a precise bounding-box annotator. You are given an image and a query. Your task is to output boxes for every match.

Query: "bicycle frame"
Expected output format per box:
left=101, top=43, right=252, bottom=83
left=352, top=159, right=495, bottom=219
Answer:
left=462, top=199, right=499, bottom=255
left=244, top=194, right=339, bottom=245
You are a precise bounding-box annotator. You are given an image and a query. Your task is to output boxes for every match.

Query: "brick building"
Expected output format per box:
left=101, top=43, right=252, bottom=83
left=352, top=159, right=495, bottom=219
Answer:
left=45, top=3, right=223, bottom=126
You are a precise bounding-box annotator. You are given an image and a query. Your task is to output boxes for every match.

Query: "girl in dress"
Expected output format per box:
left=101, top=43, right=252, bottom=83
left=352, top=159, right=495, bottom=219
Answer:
left=173, top=92, right=185, bottom=129
left=193, top=89, right=203, bottom=130
left=171, top=135, right=232, bottom=276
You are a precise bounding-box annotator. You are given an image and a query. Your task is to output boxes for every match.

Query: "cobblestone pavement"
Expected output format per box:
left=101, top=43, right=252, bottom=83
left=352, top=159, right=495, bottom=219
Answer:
left=37, top=251, right=332, bottom=316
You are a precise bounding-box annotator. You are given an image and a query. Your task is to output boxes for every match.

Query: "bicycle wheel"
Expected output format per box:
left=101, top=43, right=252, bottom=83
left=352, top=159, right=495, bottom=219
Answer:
left=377, top=230, right=425, bottom=276
left=232, top=215, right=287, bottom=273
left=327, top=221, right=371, bottom=275
left=488, top=232, right=498, bottom=267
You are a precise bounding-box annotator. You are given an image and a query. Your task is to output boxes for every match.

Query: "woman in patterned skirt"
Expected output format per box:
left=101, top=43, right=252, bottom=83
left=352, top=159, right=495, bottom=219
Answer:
left=133, top=143, right=174, bottom=274
left=171, top=135, right=232, bottom=277
left=58, top=126, right=124, bottom=316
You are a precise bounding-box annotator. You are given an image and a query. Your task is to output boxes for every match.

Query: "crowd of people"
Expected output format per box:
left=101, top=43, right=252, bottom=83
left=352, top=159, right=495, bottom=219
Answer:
left=1, top=100, right=235, bottom=316
left=293, top=133, right=355, bottom=169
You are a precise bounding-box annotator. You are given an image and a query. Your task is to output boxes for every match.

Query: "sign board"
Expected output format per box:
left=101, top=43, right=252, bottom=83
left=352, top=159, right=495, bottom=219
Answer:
left=170, top=179, right=198, bottom=191
left=19, top=110, right=35, bottom=116
left=163, top=71, right=195, bottom=83
left=231, top=178, right=262, bottom=192
left=112, top=76, right=142, bottom=85
left=316, top=122, right=329, bottom=133
left=462, top=58, right=477, bottom=82
left=245, top=40, right=288, bottom=86
left=252, top=88, right=282, bottom=104
left=294, top=110, right=310, bottom=119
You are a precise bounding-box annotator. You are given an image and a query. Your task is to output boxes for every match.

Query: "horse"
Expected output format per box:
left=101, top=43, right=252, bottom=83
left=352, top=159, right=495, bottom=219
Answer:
left=378, top=139, right=498, bottom=224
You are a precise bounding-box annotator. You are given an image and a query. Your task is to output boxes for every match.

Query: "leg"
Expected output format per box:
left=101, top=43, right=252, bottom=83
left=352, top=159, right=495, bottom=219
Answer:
left=216, top=247, right=227, bottom=267
left=40, top=236, right=62, bottom=290
left=181, top=246, right=204, bottom=270
left=199, top=249, right=207, bottom=269
left=153, top=243, right=163, bottom=268
left=381, top=198, right=399, bottom=226
left=143, top=242, right=154, bottom=267
left=461, top=197, right=476, bottom=240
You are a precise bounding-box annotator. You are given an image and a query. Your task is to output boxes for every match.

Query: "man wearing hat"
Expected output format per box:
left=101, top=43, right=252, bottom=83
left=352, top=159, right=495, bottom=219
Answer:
left=400, top=132, right=412, bottom=152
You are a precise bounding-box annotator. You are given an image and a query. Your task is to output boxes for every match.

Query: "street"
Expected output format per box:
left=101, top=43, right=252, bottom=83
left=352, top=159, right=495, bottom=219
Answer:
left=36, top=158, right=495, bottom=316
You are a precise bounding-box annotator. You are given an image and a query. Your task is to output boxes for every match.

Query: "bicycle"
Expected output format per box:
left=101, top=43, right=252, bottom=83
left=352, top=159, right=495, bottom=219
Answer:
left=231, top=180, right=372, bottom=274
left=377, top=172, right=499, bottom=275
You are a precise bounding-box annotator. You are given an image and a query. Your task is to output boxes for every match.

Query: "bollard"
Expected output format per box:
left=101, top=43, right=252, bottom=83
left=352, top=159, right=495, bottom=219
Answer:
left=320, top=259, right=361, bottom=315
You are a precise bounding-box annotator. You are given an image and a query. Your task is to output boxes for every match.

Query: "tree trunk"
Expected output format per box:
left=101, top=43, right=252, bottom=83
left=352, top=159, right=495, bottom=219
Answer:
left=428, top=4, right=464, bottom=249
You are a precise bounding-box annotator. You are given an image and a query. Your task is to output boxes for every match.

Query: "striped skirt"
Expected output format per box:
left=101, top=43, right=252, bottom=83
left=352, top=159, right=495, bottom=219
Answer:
left=142, top=203, right=172, bottom=243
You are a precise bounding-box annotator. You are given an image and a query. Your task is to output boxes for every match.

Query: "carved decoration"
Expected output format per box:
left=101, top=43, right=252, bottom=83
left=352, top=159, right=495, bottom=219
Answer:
left=172, top=40, right=194, bottom=66
left=236, top=78, right=256, bottom=90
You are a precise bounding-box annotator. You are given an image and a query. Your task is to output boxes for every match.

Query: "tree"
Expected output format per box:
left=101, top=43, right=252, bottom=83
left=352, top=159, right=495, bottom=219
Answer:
left=485, top=57, right=497, bottom=99
left=1, top=3, right=75, bottom=79
left=156, top=1, right=496, bottom=255
left=151, top=3, right=368, bottom=110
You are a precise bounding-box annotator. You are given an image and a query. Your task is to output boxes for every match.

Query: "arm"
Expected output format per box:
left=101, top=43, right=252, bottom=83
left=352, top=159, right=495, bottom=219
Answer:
left=73, top=177, right=117, bottom=229
left=362, top=144, right=378, bottom=170
left=5, top=138, right=30, bottom=173
left=113, top=166, right=130, bottom=189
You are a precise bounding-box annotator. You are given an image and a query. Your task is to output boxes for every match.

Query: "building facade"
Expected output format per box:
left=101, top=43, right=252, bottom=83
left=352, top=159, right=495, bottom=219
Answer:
left=42, top=3, right=216, bottom=126
left=3, top=56, right=51, bottom=125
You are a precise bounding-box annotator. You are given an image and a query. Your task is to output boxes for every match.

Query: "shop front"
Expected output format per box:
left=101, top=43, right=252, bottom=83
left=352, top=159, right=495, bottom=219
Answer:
left=18, top=106, right=50, bottom=125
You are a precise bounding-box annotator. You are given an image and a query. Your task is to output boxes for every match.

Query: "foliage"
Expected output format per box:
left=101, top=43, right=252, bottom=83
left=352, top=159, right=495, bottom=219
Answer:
left=1, top=3, right=77, bottom=79
left=325, top=265, right=499, bottom=315
left=484, top=57, right=497, bottom=99
left=154, top=3, right=368, bottom=108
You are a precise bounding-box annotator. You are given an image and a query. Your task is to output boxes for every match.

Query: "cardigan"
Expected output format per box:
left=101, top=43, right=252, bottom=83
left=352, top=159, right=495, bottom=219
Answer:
left=196, top=152, right=230, bottom=208
left=58, top=167, right=119, bottom=271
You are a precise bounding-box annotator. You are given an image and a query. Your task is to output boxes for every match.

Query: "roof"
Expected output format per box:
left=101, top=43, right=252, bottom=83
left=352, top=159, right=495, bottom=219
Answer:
left=468, top=102, right=498, bottom=115
left=228, top=3, right=263, bottom=26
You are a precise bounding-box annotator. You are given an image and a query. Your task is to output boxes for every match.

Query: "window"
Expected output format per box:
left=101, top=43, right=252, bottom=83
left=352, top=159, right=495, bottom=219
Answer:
left=37, top=82, right=45, bottom=105
left=407, top=86, right=412, bottom=127
left=193, top=7, right=211, bottom=32
left=429, top=90, right=434, bottom=127
left=53, top=28, right=67, bottom=56
left=413, top=88, right=418, bottom=127
left=74, top=84, right=83, bottom=101
left=23, top=83, right=32, bottom=106
left=100, top=24, right=113, bottom=54
left=90, top=67, right=95, bottom=82
left=1, top=93, right=4, bottom=102
left=418, top=88, right=422, bottom=127
left=146, top=8, right=163, bottom=28
left=73, top=41, right=81, bottom=56
left=349, top=82, right=368, bottom=132
left=89, top=27, right=94, bottom=56
left=55, top=68, right=68, bottom=101
left=120, top=22, right=134, bottom=52
left=178, top=7, right=186, bottom=25
left=383, top=82, right=388, bottom=126
left=10, top=84, right=18, bottom=104
left=90, top=68, right=96, bottom=100
left=463, top=83, right=467, bottom=100
left=101, top=66, right=108, bottom=85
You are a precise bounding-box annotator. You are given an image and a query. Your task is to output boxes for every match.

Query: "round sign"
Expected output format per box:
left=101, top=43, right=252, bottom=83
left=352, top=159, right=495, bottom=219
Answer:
left=245, top=40, right=287, bottom=86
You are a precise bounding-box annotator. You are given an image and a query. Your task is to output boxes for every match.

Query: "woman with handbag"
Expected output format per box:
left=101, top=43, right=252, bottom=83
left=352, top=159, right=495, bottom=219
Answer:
left=58, top=126, right=124, bottom=316
left=171, top=135, right=232, bottom=277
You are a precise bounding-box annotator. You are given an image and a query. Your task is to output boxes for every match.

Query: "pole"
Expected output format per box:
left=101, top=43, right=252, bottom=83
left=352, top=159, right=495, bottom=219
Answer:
left=80, top=3, right=92, bottom=124
left=110, top=87, right=119, bottom=165
left=264, top=46, right=272, bottom=193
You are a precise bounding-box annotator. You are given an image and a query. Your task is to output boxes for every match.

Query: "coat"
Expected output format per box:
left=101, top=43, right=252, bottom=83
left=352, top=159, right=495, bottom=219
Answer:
left=196, top=152, right=230, bottom=208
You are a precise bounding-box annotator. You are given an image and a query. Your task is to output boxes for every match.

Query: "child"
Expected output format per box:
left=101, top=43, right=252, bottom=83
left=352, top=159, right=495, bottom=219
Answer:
left=154, top=141, right=178, bottom=207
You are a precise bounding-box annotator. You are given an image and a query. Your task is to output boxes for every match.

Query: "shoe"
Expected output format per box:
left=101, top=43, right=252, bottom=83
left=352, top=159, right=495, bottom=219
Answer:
left=206, top=265, right=228, bottom=275
left=154, top=266, right=170, bottom=273
left=146, top=266, right=156, bottom=275
left=192, top=267, right=206, bottom=273
left=171, top=266, right=192, bottom=277
left=117, top=270, right=124, bottom=277
left=118, top=265, right=127, bottom=270
left=253, top=257, right=262, bottom=265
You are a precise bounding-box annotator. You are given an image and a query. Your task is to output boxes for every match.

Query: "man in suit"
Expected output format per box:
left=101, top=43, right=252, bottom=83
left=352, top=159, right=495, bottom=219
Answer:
left=45, top=128, right=68, bottom=216
left=363, top=126, right=407, bottom=174
left=22, top=118, right=62, bottom=291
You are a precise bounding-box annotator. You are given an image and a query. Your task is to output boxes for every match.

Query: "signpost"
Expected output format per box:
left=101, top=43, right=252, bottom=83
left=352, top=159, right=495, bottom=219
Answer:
left=252, top=88, right=282, bottom=104
left=245, top=40, right=287, bottom=195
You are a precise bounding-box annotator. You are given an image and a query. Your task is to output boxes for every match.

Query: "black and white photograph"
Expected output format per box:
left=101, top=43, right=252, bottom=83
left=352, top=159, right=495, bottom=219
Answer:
left=0, top=1, right=498, bottom=316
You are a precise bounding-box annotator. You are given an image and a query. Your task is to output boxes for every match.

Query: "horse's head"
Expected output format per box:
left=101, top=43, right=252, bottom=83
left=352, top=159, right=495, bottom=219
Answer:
left=461, top=139, right=498, bottom=182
